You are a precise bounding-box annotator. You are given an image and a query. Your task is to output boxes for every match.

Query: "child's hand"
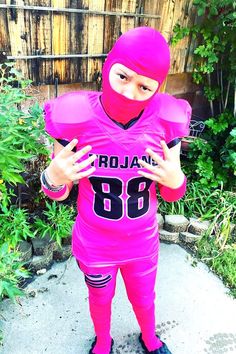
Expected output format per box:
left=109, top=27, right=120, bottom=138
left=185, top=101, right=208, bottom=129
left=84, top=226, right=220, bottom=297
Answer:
left=138, top=140, right=185, bottom=189
left=46, top=139, right=97, bottom=186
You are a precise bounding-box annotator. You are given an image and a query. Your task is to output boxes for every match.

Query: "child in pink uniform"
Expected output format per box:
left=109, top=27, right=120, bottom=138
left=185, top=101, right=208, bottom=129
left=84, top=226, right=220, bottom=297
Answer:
left=41, top=27, right=191, bottom=354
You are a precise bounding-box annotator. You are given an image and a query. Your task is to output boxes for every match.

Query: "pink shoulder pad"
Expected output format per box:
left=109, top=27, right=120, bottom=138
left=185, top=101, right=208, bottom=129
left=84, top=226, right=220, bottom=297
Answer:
left=43, top=91, right=92, bottom=140
left=154, top=93, right=192, bottom=143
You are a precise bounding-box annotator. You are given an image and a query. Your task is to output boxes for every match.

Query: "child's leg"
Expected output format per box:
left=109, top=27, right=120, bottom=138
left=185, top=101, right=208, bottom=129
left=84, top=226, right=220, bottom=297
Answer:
left=120, top=255, right=163, bottom=351
left=76, top=260, right=118, bottom=354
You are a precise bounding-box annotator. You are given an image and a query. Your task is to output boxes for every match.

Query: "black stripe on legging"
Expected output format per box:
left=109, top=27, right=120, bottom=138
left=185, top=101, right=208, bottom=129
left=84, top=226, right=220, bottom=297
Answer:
left=85, top=275, right=111, bottom=283
left=85, top=275, right=111, bottom=285
left=85, top=276, right=112, bottom=287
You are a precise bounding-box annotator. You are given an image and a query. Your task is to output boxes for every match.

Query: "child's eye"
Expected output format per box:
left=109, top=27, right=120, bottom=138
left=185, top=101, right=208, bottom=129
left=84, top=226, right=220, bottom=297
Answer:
left=140, top=86, right=150, bottom=92
left=118, top=74, right=127, bottom=80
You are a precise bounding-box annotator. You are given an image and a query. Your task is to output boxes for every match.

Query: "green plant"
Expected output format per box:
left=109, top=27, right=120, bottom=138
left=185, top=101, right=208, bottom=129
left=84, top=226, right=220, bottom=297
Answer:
left=183, top=112, right=236, bottom=188
left=200, top=189, right=236, bottom=246
left=0, top=242, right=30, bottom=303
left=159, top=182, right=228, bottom=218
left=172, top=0, right=236, bottom=189
left=197, top=238, right=236, bottom=297
left=159, top=181, right=236, bottom=245
left=34, top=201, right=75, bottom=247
left=0, top=62, right=49, bottom=211
left=0, top=207, right=35, bottom=249
left=158, top=181, right=236, bottom=297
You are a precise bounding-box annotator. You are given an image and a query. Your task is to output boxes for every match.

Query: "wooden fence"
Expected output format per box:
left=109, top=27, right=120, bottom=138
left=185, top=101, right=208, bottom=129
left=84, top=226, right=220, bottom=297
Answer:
left=0, top=0, right=197, bottom=86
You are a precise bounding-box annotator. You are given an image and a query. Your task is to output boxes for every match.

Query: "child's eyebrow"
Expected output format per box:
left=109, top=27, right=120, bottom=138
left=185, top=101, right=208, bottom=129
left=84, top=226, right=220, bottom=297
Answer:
left=117, top=68, right=132, bottom=77
left=141, top=82, right=154, bottom=90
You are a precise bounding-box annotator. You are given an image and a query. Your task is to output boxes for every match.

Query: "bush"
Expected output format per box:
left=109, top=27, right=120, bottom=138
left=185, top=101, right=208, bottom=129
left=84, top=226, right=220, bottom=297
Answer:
left=0, top=206, right=35, bottom=249
left=0, top=63, right=50, bottom=302
left=0, top=62, right=49, bottom=213
left=172, top=0, right=236, bottom=190
left=197, top=238, right=236, bottom=297
left=158, top=180, right=236, bottom=297
left=34, top=201, right=75, bottom=247
left=0, top=242, right=30, bottom=303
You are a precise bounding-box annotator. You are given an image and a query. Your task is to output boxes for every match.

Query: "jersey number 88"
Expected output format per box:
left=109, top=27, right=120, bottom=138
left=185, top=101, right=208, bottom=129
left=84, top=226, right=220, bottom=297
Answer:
left=89, top=176, right=152, bottom=220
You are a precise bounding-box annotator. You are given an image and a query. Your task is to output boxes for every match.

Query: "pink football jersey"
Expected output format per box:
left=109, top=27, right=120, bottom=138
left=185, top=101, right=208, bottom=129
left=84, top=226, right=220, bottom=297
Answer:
left=44, top=91, right=191, bottom=266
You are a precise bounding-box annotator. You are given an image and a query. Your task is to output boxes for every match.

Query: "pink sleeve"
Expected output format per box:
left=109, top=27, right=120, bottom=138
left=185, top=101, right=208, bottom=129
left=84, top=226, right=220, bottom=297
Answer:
left=41, top=184, right=68, bottom=200
left=158, top=175, right=187, bottom=202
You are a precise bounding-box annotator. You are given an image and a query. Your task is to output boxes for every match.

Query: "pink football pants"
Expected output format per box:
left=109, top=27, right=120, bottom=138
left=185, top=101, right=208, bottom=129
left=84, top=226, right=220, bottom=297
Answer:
left=76, top=255, right=163, bottom=353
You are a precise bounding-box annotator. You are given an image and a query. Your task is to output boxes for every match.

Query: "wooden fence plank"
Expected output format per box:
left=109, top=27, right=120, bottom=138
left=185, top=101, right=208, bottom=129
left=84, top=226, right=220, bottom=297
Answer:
left=87, top=0, right=105, bottom=82
left=0, top=6, right=10, bottom=60
left=103, top=0, right=122, bottom=53
left=51, top=0, right=70, bottom=83
left=79, top=0, right=89, bottom=83
left=170, top=0, right=193, bottom=74
left=120, top=0, right=136, bottom=34
left=22, top=0, right=52, bottom=84
left=6, top=0, right=29, bottom=76
left=69, top=0, right=83, bottom=83
left=141, top=0, right=161, bottom=29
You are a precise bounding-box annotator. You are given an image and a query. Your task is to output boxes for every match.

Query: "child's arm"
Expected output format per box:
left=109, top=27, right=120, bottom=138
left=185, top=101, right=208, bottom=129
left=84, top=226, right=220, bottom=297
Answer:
left=41, top=139, right=97, bottom=201
left=137, top=141, right=186, bottom=202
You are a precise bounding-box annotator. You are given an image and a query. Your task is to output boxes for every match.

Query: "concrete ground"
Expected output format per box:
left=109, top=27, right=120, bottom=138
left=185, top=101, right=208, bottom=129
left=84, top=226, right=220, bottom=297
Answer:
left=0, top=242, right=236, bottom=354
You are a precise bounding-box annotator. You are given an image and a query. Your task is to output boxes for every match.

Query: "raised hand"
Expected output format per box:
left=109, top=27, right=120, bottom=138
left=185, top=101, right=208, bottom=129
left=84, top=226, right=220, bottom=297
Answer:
left=46, top=139, right=97, bottom=186
left=137, top=140, right=185, bottom=189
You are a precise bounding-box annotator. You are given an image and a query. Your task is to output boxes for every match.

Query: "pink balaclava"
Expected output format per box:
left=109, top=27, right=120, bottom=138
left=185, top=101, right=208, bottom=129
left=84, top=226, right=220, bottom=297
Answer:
left=101, top=26, right=170, bottom=124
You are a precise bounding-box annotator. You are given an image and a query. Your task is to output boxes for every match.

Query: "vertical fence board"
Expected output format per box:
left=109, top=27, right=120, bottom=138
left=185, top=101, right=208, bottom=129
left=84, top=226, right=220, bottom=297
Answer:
left=120, top=0, right=136, bottom=34
left=51, top=0, right=70, bottom=83
left=0, top=6, right=11, bottom=58
left=170, top=0, right=192, bottom=74
left=70, top=0, right=83, bottom=83
left=87, top=0, right=105, bottom=82
left=22, top=0, right=52, bottom=84
left=169, top=0, right=186, bottom=74
left=103, top=0, right=122, bottom=53
left=185, top=2, right=197, bottom=72
left=141, top=0, right=161, bottom=29
left=79, top=0, right=89, bottom=83
left=6, top=0, right=29, bottom=76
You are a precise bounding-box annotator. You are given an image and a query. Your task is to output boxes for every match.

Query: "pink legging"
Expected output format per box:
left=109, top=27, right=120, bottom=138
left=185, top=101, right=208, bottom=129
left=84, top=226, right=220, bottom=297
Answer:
left=77, top=255, right=163, bottom=353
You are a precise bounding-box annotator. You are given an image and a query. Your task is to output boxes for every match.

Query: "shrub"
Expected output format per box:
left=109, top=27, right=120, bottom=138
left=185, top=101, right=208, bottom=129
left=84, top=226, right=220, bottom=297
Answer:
left=33, top=201, right=75, bottom=247
left=0, top=242, right=30, bottom=303
left=0, top=206, right=35, bottom=249
left=172, top=0, right=236, bottom=189
left=0, top=62, right=49, bottom=213
left=0, top=63, right=49, bottom=302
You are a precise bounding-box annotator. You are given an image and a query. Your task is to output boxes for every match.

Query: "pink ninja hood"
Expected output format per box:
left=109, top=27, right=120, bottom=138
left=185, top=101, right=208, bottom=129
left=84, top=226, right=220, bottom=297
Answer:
left=101, top=26, right=171, bottom=124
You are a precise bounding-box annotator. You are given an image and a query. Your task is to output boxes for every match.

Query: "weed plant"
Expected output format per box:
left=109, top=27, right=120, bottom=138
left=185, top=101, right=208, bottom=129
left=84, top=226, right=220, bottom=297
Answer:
left=0, top=63, right=49, bottom=303
left=0, top=242, right=30, bottom=302
left=33, top=201, right=75, bottom=247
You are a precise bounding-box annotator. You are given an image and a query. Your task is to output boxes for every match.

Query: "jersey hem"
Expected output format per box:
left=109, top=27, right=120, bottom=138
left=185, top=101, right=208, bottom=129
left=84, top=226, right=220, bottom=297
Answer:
left=72, top=249, right=159, bottom=268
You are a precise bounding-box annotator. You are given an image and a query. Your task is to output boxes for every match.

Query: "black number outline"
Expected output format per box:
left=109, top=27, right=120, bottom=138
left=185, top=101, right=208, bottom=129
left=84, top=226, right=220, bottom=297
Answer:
left=89, top=175, right=152, bottom=221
